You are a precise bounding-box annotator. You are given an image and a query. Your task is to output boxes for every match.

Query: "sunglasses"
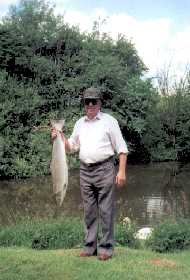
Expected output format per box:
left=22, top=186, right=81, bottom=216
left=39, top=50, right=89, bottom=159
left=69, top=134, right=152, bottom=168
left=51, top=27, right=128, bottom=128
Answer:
left=84, top=98, right=98, bottom=105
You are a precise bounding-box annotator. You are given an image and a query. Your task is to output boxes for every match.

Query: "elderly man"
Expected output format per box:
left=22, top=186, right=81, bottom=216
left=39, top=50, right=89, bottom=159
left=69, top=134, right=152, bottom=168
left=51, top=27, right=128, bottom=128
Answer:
left=51, top=87, right=128, bottom=261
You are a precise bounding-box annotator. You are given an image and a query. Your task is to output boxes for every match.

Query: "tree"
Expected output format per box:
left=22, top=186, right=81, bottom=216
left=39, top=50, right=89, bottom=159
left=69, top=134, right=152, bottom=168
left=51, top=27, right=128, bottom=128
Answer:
left=0, top=0, right=160, bottom=177
left=143, top=68, right=190, bottom=162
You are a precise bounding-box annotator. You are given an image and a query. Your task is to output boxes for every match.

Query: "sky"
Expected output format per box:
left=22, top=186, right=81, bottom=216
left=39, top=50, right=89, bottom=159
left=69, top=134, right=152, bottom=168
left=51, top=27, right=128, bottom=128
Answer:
left=0, top=0, right=190, bottom=79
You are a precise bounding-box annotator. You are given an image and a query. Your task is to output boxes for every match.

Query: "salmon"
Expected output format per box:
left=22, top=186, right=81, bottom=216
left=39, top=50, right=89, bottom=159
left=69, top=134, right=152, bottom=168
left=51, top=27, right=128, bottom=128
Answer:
left=50, top=120, right=68, bottom=206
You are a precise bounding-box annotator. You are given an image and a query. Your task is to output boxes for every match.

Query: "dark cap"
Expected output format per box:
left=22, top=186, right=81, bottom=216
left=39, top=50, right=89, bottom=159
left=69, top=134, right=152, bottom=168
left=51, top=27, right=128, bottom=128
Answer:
left=83, top=87, right=101, bottom=99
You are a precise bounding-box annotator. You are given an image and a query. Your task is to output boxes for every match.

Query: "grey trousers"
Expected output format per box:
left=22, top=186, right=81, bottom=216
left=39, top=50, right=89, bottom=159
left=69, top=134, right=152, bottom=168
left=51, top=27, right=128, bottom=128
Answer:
left=80, top=158, right=115, bottom=256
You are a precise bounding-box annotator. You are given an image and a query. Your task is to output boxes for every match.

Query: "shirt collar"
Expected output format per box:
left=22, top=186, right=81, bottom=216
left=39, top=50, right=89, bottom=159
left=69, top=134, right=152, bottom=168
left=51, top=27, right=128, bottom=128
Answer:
left=85, top=111, right=102, bottom=121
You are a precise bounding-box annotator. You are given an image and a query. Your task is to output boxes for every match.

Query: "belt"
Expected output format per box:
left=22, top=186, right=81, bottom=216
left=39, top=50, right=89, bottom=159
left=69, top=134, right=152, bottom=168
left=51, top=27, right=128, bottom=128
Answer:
left=80, top=156, right=114, bottom=168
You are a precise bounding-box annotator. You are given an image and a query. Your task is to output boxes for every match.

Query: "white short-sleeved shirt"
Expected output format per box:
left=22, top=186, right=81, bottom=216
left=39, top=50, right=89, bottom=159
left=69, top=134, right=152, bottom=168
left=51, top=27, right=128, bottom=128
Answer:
left=68, top=111, right=128, bottom=164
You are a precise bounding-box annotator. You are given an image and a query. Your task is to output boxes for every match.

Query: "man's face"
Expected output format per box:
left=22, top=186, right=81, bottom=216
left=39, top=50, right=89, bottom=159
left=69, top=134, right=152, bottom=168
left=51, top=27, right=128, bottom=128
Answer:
left=84, top=98, right=101, bottom=119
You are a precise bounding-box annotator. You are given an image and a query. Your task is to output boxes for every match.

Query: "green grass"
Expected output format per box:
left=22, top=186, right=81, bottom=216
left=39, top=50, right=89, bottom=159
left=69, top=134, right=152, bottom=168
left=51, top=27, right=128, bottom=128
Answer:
left=0, top=247, right=190, bottom=280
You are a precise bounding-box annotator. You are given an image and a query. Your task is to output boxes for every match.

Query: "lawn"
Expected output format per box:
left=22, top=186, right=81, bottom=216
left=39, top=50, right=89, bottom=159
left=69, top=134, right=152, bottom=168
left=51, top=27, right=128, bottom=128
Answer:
left=0, top=247, right=190, bottom=280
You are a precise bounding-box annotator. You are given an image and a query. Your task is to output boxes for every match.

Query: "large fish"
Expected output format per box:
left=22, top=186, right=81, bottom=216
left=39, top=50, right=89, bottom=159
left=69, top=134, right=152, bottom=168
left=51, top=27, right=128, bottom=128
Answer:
left=50, top=120, right=68, bottom=206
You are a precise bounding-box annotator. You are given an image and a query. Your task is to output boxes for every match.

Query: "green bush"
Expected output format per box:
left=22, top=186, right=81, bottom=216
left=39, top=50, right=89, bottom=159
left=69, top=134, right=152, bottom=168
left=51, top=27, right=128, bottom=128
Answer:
left=0, top=217, right=139, bottom=250
left=0, top=221, right=40, bottom=247
left=115, top=222, right=140, bottom=248
left=31, top=218, right=84, bottom=249
left=146, top=219, right=190, bottom=253
left=0, top=218, right=84, bottom=249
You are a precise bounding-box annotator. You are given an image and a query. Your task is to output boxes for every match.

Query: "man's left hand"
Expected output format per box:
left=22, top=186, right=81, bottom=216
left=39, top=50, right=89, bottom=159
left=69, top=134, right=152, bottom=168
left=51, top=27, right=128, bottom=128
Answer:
left=115, top=171, right=126, bottom=188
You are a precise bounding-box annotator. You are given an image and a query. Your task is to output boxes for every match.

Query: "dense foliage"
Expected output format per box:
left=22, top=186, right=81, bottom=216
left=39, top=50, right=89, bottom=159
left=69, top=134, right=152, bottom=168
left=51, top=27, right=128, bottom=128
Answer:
left=0, top=217, right=138, bottom=250
left=1, top=216, right=190, bottom=253
left=0, top=0, right=190, bottom=178
left=146, top=219, right=190, bottom=252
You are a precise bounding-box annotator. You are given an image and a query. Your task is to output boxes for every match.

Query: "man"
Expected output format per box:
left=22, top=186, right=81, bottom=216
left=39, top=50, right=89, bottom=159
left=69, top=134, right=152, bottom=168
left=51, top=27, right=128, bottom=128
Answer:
left=51, top=87, right=128, bottom=261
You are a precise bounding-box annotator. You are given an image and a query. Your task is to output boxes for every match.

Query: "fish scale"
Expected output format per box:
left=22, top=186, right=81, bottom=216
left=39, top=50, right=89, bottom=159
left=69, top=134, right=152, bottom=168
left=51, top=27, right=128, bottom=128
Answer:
left=50, top=120, right=68, bottom=206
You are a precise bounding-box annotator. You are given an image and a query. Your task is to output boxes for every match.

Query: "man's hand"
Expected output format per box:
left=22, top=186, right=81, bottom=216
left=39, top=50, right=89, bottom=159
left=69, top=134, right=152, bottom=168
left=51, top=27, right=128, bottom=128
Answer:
left=115, top=171, right=126, bottom=188
left=51, top=128, right=70, bottom=152
left=51, top=128, right=65, bottom=142
left=116, top=153, right=127, bottom=188
left=51, top=128, right=58, bottom=141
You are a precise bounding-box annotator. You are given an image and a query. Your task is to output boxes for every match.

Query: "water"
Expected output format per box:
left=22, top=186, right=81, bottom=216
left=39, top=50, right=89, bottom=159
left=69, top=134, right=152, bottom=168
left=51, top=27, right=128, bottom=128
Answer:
left=0, top=162, right=190, bottom=226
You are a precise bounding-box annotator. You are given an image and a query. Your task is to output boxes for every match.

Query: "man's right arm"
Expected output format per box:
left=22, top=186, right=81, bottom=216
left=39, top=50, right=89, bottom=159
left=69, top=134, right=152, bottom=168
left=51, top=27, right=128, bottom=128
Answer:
left=61, top=133, right=71, bottom=152
left=51, top=128, right=71, bottom=152
left=51, top=120, right=80, bottom=153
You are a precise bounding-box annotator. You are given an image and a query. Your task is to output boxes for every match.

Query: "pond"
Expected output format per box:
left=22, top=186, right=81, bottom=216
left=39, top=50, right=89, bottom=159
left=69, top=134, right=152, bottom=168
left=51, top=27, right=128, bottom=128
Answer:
left=0, top=162, right=190, bottom=226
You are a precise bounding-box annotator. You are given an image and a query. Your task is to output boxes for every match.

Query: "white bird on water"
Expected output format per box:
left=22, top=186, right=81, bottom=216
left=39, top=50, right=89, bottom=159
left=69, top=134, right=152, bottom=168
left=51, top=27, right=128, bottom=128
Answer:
left=122, top=217, right=153, bottom=240
left=135, top=227, right=153, bottom=240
